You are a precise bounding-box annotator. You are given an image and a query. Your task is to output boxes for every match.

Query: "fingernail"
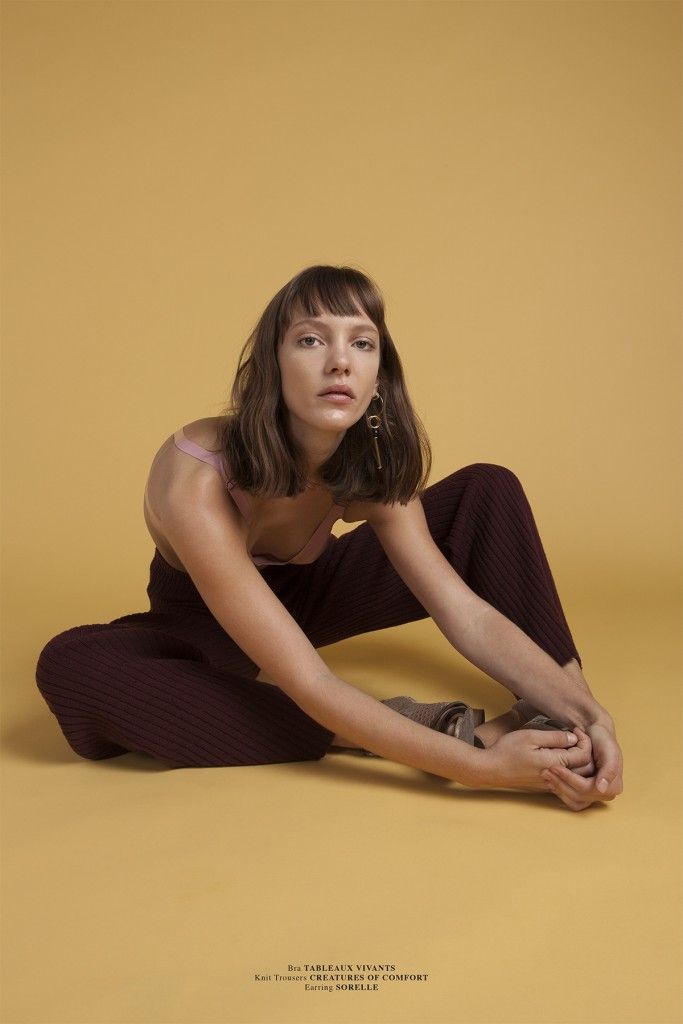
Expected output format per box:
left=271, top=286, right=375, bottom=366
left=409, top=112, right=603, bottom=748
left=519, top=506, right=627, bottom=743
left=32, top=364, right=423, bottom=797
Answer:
left=566, top=732, right=577, bottom=743
left=597, top=778, right=608, bottom=792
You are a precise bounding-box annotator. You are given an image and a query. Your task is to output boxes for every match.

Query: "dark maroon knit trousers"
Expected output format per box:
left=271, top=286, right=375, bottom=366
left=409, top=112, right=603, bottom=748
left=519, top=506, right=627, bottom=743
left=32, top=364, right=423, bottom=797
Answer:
left=35, top=463, right=582, bottom=769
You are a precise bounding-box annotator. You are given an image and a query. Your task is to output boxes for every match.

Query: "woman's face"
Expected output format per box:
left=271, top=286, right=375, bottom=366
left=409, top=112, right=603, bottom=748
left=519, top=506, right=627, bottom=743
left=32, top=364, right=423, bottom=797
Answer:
left=277, top=306, right=381, bottom=444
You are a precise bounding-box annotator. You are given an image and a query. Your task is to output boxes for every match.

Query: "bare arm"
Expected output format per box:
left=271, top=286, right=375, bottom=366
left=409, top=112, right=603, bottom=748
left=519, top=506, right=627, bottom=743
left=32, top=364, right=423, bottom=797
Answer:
left=158, top=467, right=482, bottom=785
left=368, top=496, right=612, bottom=732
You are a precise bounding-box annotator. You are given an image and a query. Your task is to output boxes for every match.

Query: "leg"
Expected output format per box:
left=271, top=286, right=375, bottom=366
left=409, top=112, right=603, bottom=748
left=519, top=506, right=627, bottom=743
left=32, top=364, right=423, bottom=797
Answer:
left=297, top=463, right=582, bottom=676
left=297, top=464, right=583, bottom=750
left=35, top=622, right=335, bottom=768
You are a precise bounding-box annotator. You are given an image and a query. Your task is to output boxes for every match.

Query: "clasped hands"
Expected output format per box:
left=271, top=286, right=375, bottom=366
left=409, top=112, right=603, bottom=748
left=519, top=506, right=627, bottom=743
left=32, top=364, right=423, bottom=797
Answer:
left=542, top=720, right=624, bottom=811
left=486, top=718, right=624, bottom=812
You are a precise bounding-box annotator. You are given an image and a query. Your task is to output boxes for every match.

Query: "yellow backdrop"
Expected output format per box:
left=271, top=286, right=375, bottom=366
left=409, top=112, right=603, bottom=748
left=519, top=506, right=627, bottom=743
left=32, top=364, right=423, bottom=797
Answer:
left=3, top=2, right=681, bottom=1023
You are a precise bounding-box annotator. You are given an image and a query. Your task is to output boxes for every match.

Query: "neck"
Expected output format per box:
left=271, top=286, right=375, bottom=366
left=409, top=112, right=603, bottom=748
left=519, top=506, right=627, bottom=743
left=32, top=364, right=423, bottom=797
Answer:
left=287, top=422, right=346, bottom=483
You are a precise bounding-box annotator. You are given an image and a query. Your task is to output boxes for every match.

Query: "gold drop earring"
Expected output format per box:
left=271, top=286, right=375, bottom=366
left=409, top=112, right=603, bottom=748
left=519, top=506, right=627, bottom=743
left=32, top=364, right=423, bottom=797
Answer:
left=366, top=389, right=384, bottom=470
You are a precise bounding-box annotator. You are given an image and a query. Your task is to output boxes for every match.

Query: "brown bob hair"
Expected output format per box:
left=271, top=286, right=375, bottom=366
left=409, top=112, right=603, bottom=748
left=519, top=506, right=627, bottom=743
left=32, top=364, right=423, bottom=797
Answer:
left=217, top=264, right=432, bottom=505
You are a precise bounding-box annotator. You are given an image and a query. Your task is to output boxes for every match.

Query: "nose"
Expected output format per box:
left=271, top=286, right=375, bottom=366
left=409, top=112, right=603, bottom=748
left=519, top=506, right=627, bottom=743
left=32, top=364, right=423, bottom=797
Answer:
left=324, top=342, right=351, bottom=374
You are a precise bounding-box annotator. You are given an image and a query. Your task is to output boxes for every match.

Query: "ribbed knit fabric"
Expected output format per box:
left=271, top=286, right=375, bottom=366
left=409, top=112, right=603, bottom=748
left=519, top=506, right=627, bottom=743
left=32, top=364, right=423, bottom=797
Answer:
left=35, top=463, right=582, bottom=769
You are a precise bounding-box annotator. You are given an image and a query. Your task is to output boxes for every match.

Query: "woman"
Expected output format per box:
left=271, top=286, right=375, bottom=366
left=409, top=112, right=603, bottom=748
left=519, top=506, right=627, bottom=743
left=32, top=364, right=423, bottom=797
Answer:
left=36, top=264, right=623, bottom=810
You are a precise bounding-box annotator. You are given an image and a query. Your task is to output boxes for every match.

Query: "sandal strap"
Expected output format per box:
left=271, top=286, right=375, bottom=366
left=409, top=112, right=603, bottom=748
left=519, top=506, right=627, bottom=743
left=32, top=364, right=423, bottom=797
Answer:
left=382, top=695, right=485, bottom=735
left=513, top=700, right=573, bottom=732
left=520, top=713, right=573, bottom=732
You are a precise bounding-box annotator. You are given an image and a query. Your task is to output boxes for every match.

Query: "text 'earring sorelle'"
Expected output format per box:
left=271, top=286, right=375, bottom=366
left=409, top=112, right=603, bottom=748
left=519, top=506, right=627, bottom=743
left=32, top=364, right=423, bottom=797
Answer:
left=366, top=390, right=384, bottom=470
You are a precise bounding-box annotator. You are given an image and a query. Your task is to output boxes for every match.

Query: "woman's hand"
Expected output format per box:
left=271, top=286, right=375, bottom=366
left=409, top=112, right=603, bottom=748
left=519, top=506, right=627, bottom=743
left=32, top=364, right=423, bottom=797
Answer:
left=475, top=727, right=594, bottom=794
left=543, top=725, right=624, bottom=810
left=565, top=729, right=595, bottom=776
left=587, top=720, right=624, bottom=794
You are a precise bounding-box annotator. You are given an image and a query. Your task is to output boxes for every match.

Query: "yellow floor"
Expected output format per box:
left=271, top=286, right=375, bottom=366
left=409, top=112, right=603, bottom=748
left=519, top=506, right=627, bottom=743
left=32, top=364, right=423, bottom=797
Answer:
left=3, top=590, right=681, bottom=1024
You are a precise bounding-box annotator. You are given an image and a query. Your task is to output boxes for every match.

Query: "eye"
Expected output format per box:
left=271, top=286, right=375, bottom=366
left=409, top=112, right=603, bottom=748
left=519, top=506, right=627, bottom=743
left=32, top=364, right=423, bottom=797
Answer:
left=296, top=335, right=376, bottom=350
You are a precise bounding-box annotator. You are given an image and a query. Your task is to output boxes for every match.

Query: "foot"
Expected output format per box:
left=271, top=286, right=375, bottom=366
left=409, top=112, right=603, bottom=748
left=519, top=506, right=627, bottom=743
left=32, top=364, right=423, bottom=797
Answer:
left=472, top=698, right=570, bottom=747
left=473, top=708, right=524, bottom=748
left=476, top=701, right=596, bottom=777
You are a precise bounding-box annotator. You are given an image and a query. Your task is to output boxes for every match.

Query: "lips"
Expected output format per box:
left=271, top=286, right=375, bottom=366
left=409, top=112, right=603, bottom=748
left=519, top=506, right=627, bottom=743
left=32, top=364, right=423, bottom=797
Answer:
left=319, top=386, right=355, bottom=398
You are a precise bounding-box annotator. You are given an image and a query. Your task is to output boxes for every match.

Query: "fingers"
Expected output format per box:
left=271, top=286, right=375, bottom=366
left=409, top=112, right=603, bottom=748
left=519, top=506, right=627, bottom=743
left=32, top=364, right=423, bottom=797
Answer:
left=594, top=747, right=624, bottom=794
left=541, top=726, right=624, bottom=805
left=544, top=764, right=621, bottom=806
left=571, top=759, right=596, bottom=777
left=587, top=726, right=624, bottom=793
left=542, top=766, right=595, bottom=811
left=538, top=728, right=593, bottom=770
left=592, top=772, right=623, bottom=799
left=537, top=729, right=581, bottom=749
left=562, top=728, right=594, bottom=768
left=565, top=729, right=595, bottom=776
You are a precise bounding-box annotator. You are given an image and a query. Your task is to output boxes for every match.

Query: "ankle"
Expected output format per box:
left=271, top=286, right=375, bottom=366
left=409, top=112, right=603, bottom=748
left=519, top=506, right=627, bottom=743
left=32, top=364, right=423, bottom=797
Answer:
left=474, top=708, right=522, bottom=747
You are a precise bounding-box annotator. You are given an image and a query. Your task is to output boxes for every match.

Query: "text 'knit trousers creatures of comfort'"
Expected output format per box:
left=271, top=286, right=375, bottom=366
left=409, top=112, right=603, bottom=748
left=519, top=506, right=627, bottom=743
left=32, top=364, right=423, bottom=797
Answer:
left=35, top=463, right=583, bottom=769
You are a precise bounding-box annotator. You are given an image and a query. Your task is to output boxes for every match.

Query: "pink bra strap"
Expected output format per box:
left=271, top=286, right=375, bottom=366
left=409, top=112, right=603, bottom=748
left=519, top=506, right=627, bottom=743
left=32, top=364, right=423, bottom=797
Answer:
left=173, top=428, right=229, bottom=485
left=173, top=427, right=252, bottom=521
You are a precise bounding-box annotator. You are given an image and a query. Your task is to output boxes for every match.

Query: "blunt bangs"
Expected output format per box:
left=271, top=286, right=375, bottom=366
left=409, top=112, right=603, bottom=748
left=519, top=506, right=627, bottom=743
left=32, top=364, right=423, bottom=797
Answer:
left=276, top=266, right=385, bottom=345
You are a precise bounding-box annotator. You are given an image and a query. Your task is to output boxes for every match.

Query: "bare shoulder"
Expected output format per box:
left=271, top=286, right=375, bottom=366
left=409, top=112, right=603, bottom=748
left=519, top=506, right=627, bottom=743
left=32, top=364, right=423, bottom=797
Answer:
left=144, top=415, right=235, bottom=524
left=148, top=416, right=223, bottom=481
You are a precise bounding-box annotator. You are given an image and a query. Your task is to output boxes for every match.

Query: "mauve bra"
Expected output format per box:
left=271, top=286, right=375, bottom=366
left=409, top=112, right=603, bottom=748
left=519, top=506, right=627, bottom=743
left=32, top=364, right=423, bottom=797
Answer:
left=172, top=426, right=346, bottom=568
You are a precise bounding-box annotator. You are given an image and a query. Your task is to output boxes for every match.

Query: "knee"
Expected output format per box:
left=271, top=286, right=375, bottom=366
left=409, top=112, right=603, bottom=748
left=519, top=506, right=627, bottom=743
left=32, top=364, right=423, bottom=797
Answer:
left=35, top=625, right=99, bottom=701
left=459, top=462, right=524, bottom=493
left=35, top=625, right=131, bottom=761
left=37, top=625, right=84, bottom=669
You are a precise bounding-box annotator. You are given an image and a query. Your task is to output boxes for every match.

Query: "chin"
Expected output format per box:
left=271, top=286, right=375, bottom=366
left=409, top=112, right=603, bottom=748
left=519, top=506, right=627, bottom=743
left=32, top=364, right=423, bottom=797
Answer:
left=319, top=409, right=358, bottom=427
